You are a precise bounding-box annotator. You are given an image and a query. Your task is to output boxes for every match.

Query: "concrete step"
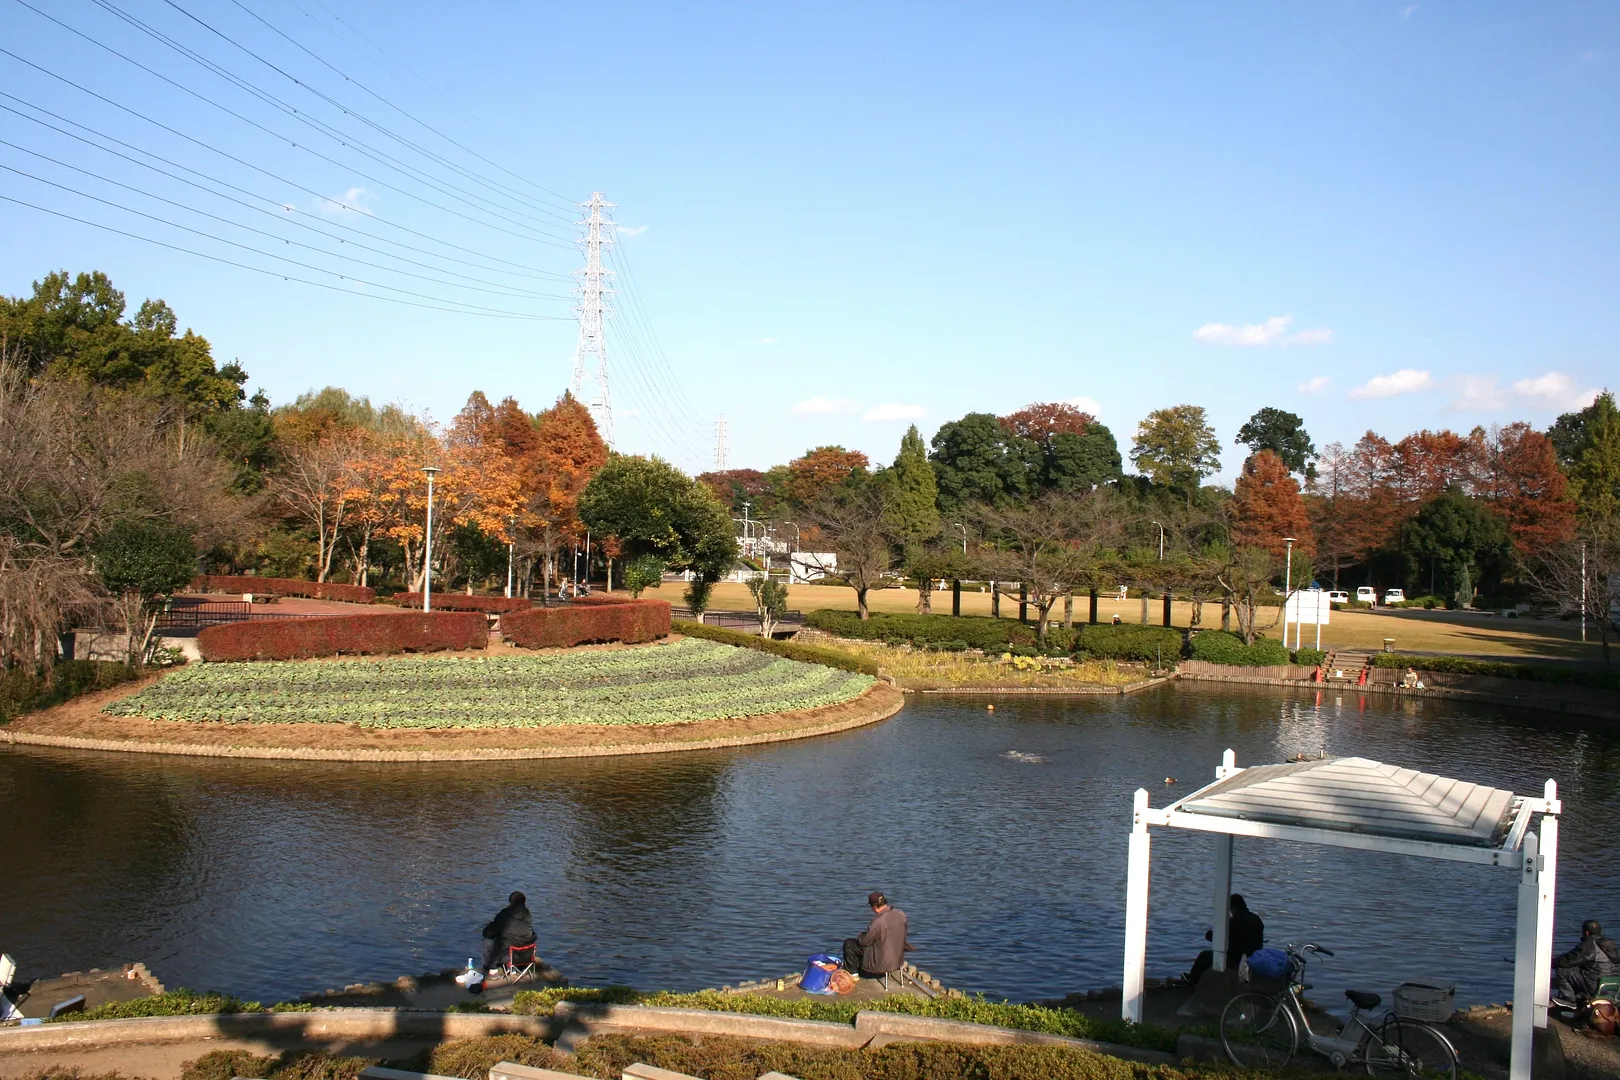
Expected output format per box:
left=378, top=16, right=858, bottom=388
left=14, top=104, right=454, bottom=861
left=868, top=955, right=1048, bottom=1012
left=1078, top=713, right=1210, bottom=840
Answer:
left=489, top=1063, right=592, bottom=1080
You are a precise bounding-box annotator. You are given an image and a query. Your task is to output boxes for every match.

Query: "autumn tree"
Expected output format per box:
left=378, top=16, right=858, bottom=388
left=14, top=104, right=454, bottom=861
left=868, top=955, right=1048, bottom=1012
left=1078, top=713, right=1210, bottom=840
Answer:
left=696, top=468, right=774, bottom=517
left=1131, top=405, right=1221, bottom=502
left=523, top=391, right=609, bottom=594
left=976, top=489, right=1121, bottom=640
left=1478, top=423, right=1575, bottom=556
left=1236, top=407, right=1317, bottom=478
left=1230, top=451, right=1314, bottom=560
left=1305, top=442, right=1359, bottom=588
left=784, top=446, right=869, bottom=507
left=805, top=482, right=895, bottom=620
left=265, top=424, right=368, bottom=583
left=1002, top=401, right=1122, bottom=491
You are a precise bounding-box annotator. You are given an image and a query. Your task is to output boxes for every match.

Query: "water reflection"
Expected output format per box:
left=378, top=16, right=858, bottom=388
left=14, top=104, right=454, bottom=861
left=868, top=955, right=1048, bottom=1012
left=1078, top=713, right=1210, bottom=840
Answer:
left=1, top=684, right=1616, bottom=1008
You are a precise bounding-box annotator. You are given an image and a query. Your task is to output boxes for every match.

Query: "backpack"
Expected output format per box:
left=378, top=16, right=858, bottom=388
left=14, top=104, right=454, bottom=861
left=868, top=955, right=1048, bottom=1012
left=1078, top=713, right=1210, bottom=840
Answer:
left=1585, top=999, right=1618, bottom=1039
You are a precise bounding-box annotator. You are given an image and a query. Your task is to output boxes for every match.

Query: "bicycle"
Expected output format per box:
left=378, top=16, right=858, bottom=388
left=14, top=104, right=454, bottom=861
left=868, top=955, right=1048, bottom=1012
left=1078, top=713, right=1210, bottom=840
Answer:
left=1219, top=942, right=1459, bottom=1079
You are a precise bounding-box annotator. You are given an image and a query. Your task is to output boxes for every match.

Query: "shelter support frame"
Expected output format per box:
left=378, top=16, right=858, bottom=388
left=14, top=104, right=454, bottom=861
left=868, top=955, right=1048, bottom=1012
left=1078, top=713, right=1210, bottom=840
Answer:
left=1121, top=749, right=1560, bottom=1080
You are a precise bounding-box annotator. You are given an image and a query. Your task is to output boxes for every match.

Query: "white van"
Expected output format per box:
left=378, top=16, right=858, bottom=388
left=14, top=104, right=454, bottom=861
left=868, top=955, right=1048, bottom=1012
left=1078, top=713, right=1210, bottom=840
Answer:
left=1355, top=587, right=1377, bottom=605
left=1384, top=589, right=1406, bottom=605
left=1326, top=590, right=1350, bottom=606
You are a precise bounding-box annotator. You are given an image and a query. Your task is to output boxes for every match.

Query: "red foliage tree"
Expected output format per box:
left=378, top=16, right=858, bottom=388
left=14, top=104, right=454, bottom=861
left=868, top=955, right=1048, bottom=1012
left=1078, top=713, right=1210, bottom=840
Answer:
left=1000, top=401, right=1095, bottom=443
left=1231, top=450, right=1314, bottom=560
left=1480, top=423, right=1576, bottom=555
left=785, top=446, right=869, bottom=506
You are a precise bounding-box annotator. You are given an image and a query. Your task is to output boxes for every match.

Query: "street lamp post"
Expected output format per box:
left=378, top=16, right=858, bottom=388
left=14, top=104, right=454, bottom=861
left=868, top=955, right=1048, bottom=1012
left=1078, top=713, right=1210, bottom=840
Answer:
left=954, top=522, right=968, bottom=554
left=1151, top=520, right=1165, bottom=560
left=1582, top=541, right=1588, bottom=644
left=421, top=466, right=439, bottom=613
left=505, top=517, right=515, bottom=599
left=1282, top=536, right=1297, bottom=650
left=782, top=521, right=801, bottom=552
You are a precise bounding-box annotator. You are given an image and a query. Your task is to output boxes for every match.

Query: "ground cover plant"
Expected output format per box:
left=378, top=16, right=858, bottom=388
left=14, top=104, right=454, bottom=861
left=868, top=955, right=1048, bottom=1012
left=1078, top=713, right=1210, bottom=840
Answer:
left=674, top=618, right=880, bottom=675
left=509, top=987, right=1177, bottom=1054
left=818, top=638, right=1143, bottom=689
left=106, top=638, right=875, bottom=728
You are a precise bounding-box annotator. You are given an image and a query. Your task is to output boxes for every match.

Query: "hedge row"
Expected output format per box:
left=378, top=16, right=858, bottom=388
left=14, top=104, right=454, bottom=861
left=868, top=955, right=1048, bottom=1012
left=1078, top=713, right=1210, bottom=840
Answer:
left=1372, top=652, right=1620, bottom=690
left=803, top=610, right=1183, bottom=662
left=192, top=575, right=376, bottom=604
left=674, top=619, right=880, bottom=676
left=0, top=660, right=138, bottom=721
left=502, top=598, right=670, bottom=649
left=1187, top=631, right=1289, bottom=667
left=197, top=612, right=487, bottom=661
left=392, top=592, right=533, bottom=613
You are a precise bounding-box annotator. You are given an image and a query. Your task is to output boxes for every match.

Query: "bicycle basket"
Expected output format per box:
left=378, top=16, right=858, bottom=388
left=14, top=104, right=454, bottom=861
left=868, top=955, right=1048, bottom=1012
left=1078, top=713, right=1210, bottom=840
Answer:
left=1247, top=948, right=1291, bottom=980
left=1393, top=981, right=1455, bottom=1023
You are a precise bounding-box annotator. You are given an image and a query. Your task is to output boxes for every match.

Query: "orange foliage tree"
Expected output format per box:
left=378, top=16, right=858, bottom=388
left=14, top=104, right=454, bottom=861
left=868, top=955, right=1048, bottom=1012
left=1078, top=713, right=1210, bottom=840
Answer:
left=784, top=446, right=869, bottom=507
left=521, top=391, right=608, bottom=594
left=1480, top=423, right=1576, bottom=555
left=1231, top=450, right=1314, bottom=561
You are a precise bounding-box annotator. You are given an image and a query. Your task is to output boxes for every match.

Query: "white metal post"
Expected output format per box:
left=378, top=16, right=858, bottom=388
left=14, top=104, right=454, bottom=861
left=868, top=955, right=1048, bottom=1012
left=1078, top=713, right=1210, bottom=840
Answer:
left=1210, top=834, right=1234, bottom=972
left=421, top=467, right=438, bottom=613
left=1533, top=784, right=1559, bottom=1028
left=1509, top=830, right=1540, bottom=1080
left=1123, top=788, right=1152, bottom=1022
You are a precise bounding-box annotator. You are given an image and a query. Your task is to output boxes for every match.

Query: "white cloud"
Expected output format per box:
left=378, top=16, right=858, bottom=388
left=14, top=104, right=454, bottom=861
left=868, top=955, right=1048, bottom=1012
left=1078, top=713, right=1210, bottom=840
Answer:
left=319, top=186, right=376, bottom=216
left=1511, top=371, right=1601, bottom=411
left=790, top=395, right=858, bottom=415
left=1347, top=368, right=1434, bottom=399
left=758, top=337, right=778, bottom=346
left=1402, top=5, right=1417, bottom=20
left=1064, top=395, right=1103, bottom=416
left=863, top=403, right=927, bottom=422
left=1448, top=375, right=1508, bottom=412
left=1193, top=314, right=1333, bottom=347
left=1297, top=375, right=1331, bottom=394
left=617, top=224, right=648, bottom=237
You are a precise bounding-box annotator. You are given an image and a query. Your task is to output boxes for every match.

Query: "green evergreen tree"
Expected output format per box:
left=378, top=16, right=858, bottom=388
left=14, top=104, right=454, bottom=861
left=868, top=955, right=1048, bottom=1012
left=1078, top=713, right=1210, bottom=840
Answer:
left=887, top=424, right=941, bottom=546
left=1568, top=392, right=1620, bottom=524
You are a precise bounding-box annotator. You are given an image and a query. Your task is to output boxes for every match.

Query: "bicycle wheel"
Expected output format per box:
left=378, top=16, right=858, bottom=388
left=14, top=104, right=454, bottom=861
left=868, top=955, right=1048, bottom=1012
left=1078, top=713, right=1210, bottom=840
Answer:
left=1221, top=991, right=1298, bottom=1068
left=1365, top=1018, right=1458, bottom=1080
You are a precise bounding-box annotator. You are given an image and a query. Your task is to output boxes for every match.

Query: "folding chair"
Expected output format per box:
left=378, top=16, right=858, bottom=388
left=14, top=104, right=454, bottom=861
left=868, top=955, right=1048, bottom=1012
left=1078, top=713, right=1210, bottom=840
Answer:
left=500, top=942, right=538, bottom=983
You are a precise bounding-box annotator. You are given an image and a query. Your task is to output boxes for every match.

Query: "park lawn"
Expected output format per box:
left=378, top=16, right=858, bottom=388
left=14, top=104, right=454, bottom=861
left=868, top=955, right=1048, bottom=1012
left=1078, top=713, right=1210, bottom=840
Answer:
left=104, top=638, right=875, bottom=729
left=658, top=581, right=1605, bottom=663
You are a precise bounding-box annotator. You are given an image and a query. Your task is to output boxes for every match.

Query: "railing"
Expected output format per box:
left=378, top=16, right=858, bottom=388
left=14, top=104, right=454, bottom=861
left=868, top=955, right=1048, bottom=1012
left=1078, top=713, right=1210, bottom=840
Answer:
left=151, top=600, right=335, bottom=633
left=668, top=608, right=804, bottom=634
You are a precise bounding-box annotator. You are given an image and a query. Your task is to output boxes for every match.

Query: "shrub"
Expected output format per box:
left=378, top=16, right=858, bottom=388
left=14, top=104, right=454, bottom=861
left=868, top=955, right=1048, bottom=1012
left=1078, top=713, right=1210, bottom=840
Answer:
left=804, top=610, right=1019, bottom=652
left=1076, top=625, right=1181, bottom=663
left=50, top=989, right=263, bottom=1022
left=197, top=613, right=487, bottom=661
left=674, top=620, right=880, bottom=676
left=503, top=599, right=670, bottom=649
left=390, top=593, right=531, bottom=613
left=180, top=1050, right=277, bottom=1079
left=1188, top=631, right=1289, bottom=667
left=0, top=660, right=138, bottom=721
left=191, top=575, right=376, bottom=604
left=427, top=1033, right=575, bottom=1077
left=1371, top=652, right=1620, bottom=690
left=1293, top=648, right=1327, bottom=667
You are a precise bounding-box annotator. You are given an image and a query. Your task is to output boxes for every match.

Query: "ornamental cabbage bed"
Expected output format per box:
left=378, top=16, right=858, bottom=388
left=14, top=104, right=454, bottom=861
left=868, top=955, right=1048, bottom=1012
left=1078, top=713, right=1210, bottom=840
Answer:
left=105, top=638, right=875, bottom=729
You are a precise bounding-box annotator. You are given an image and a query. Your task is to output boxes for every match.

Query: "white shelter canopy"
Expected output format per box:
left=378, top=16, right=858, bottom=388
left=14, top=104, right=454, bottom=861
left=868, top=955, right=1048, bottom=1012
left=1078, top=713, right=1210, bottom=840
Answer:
left=1122, top=751, right=1560, bottom=1080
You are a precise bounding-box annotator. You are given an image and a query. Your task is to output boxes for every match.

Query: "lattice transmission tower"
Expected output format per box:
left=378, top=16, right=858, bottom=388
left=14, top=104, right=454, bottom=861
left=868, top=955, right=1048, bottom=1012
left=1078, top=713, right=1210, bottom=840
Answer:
left=714, top=415, right=729, bottom=471
left=570, top=192, right=616, bottom=446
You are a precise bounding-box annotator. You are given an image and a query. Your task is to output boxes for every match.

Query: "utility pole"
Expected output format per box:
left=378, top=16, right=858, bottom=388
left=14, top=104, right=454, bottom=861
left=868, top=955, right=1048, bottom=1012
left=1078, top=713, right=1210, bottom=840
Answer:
left=570, top=192, right=616, bottom=446
left=421, top=466, right=438, bottom=612
left=714, top=415, right=728, bottom=471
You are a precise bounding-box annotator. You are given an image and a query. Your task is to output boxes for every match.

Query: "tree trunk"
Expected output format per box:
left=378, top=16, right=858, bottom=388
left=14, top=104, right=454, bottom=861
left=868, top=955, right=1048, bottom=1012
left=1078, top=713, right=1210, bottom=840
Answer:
left=916, top=578, right=933, bottom=614
left=1221, top=598, right=1231, bottom=631
left=1036, top=601, right=1052, bottom=642
left=857, top=586, right=870, bottom=620
left=1063, top=591, right=1073, bottom=628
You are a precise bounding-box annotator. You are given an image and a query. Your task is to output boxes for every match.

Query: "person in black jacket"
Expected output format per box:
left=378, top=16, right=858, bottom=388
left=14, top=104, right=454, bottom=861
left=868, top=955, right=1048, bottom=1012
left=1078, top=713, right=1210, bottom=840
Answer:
left=1553, top=919, right=1620, bottom=1006
left=1185, top=894, right=1265, bottom=985
left=480, top=890, right=537, bottom=977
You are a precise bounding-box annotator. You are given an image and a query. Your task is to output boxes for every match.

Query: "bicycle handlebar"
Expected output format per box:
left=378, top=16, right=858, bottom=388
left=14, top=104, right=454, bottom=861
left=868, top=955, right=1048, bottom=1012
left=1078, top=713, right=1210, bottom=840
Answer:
left=1284, top=942, right=1335, bottom=957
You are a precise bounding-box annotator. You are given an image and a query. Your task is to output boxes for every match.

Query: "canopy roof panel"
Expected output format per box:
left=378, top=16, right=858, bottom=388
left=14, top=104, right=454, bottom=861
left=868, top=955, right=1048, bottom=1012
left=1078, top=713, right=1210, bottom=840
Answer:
left=1166, top=756, right=1516, bottom=848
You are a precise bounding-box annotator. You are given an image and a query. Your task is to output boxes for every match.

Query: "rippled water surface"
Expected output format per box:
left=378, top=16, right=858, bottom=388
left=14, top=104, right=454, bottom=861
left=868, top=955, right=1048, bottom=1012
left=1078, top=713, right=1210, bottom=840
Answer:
left=3, top=684, right=1617, bottom=1007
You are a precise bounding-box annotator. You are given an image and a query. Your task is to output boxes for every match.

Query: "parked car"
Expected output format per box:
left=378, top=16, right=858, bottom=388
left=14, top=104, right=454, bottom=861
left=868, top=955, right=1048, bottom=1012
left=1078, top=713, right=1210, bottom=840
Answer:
left=1355, top=586, right=1377, bottom=605
left=1326, top=590, right=1350, bottom=606
left=1384, top=589, right=1406, bottom=605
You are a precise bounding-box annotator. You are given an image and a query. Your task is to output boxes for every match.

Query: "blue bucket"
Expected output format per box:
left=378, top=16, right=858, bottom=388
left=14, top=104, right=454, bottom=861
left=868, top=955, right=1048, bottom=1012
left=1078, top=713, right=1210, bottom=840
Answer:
left=801, top=953, right=841, bottom=994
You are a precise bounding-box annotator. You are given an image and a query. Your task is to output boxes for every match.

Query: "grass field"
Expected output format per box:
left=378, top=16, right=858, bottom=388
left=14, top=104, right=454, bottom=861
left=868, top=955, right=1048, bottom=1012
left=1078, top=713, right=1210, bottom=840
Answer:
left=107, top=638, right=875, bottom=728
left=645, top=581, right=1609, bottom=664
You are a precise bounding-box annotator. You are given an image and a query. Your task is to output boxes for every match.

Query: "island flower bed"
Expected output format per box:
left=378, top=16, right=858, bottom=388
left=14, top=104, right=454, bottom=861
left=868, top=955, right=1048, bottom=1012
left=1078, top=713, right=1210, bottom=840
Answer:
left=103, top=638, right=875, bottom=729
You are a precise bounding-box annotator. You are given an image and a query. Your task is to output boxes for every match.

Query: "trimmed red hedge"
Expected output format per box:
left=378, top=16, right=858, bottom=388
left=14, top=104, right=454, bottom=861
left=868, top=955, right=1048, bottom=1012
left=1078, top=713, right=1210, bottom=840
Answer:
left=393, top=592, right=533, bottom=614
left=502, top=598, right=671, bottom=649
left=198, top=612, right=487, bottom=661
left=192, top=575, right=377, bottom=604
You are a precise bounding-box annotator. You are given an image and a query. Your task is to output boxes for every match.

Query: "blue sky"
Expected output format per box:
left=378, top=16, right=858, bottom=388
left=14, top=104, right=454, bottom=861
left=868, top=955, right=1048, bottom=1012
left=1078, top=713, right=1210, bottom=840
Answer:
left=2, top=1, right=1615, bottom=480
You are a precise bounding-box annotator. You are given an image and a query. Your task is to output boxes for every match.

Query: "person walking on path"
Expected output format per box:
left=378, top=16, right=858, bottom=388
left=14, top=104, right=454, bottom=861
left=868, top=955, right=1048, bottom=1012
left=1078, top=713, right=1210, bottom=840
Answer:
left=843, top=891, right=908, bottom=978
left=480, top=890, right=537, bottom=977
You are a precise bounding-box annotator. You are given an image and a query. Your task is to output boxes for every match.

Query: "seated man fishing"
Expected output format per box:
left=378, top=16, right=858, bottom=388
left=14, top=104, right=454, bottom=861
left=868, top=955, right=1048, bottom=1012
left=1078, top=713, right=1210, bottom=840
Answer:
left=480, top=890, right=537, bottom=978
left=1185, top=893, right=1265, bottom=985
left=1553, top=919, right=1620, bottom=1007
left=843, top=891, right=909, bottom=979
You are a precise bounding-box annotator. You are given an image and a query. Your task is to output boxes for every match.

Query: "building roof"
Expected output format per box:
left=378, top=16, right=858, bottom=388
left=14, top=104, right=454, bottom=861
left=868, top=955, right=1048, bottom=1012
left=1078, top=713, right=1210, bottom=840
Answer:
left=1167, top=756, right=1516, bottom=848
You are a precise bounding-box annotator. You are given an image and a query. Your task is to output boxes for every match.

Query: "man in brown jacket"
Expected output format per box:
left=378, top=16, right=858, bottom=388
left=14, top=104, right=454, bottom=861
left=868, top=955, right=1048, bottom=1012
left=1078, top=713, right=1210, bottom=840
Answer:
left=843, top=891, right=908, bottom=978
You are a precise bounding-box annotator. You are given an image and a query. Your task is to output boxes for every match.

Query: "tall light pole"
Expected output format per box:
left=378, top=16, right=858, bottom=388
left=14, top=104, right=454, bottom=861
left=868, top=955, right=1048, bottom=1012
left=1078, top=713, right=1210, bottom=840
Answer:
left=954, top=522, right=968, bottom=554
left=783, top=521, right=801, bottom=552
left=1282, top=536, right=1297, bottom=650
left=505, top=516, right=516, bottom=599
left=1151, top=520, right=1165, bottom=561
left=1581, top=541, right=1588, bottom=644
left=421, top=466, right=439, bottom=613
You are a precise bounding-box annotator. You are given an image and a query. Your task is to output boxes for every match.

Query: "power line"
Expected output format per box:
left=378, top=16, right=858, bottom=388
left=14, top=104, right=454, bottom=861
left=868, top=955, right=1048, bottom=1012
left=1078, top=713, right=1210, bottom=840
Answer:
left=0, top=139, right=570, bottom=302
left=9, top=1, right=575, bottom=249
left=0, top=61, right=565, bottom=278
left=1, top=164, right=567, bottom=318
left=0, top=192, right=559, bottom=320
left=282, top=0, right=579, bottom=212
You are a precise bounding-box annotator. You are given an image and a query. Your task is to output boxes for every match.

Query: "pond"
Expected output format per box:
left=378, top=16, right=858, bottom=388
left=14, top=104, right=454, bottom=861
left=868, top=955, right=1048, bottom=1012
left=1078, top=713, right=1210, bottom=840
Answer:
left=2, top=684, right=1617, bottom=1009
